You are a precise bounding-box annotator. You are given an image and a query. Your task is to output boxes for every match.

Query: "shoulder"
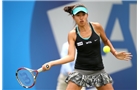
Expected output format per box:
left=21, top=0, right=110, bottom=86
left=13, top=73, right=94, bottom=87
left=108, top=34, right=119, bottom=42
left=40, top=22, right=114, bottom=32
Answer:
left=90, top=22, right=103, bottom=36
left=90, top=22, right=102, bottom=28
left=68, top=28, right=77, bottom=41
left=68, top=28, right=76, bottom=38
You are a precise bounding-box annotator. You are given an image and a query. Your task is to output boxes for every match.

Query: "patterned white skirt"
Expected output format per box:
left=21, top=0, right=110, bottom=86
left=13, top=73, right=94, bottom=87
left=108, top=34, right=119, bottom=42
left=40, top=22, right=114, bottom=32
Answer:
left=65, top=69, right=113, bottom=88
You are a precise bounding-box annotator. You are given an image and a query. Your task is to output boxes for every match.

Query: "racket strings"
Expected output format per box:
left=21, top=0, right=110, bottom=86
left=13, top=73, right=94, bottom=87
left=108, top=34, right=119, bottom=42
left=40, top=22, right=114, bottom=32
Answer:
left=16, top=69, right=35, bottom=88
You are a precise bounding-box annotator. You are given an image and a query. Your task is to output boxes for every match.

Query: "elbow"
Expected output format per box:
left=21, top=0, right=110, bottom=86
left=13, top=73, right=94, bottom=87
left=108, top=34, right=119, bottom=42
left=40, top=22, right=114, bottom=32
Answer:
left=69, top=56, right=75, bottom=62
left=67, top=53, right=75, bottom=62
left=70, top=57, right=75, bottom=62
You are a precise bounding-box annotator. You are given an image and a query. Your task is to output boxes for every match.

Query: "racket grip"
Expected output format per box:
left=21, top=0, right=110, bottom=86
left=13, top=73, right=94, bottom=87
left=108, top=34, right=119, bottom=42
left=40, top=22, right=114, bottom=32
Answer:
left=37, top=64, right=49, bottom=73
left=37, top=68, right=43, bottom=73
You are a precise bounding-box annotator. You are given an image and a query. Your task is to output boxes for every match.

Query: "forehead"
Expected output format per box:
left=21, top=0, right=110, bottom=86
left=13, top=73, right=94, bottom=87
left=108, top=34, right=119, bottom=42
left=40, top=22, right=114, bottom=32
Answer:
left=75, top=11, right=86, bottom=15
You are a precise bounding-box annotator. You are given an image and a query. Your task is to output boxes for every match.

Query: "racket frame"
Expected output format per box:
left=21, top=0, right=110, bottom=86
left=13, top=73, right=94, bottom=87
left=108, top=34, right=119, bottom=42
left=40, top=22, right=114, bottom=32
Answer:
left=16, top=64, right=49, bottom=88
left=16, top=67, right=39, bottom=88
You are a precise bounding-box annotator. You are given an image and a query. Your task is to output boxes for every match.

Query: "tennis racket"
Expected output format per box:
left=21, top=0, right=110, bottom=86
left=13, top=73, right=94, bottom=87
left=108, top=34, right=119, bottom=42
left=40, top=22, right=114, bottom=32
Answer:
left=15, top=65, right=49, bottom=88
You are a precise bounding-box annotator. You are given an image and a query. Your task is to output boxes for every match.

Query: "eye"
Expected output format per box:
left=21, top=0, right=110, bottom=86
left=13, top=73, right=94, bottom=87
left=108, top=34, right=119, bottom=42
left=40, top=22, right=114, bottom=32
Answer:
left=82, top=13, right=86, bottom=16
left=76, top=14, right=80, bottom=16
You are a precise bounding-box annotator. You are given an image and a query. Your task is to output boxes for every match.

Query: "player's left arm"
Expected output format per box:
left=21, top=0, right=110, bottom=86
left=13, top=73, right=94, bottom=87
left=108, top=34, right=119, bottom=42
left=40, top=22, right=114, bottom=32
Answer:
left=92, top=22, right=117, bottom=55
left=92, top=22, right=132, bottom=60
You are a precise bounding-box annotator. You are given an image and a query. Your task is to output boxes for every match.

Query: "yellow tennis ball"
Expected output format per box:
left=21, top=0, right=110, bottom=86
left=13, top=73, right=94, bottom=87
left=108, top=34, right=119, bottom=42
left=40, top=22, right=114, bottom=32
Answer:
left=103, top=46, right=110, bottom=53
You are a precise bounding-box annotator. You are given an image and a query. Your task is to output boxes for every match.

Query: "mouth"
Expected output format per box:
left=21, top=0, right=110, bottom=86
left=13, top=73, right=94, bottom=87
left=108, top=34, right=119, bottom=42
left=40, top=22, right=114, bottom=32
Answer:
left=80, top=21, right=84, bottom=23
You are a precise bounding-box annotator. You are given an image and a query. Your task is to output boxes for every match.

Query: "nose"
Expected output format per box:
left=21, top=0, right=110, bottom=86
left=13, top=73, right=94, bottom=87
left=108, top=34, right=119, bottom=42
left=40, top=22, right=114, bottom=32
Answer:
left=79, top=15, right=83, bottom=20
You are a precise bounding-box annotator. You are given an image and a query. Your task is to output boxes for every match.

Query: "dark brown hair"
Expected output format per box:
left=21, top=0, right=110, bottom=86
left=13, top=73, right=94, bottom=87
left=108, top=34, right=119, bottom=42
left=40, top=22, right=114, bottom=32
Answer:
left=63, top=4, right=86, bottom=15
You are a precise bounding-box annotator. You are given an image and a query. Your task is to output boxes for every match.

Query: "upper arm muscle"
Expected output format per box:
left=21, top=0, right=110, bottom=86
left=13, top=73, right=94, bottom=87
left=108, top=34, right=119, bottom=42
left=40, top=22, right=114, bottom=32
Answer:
left=67, top=30, right=76, bottom=60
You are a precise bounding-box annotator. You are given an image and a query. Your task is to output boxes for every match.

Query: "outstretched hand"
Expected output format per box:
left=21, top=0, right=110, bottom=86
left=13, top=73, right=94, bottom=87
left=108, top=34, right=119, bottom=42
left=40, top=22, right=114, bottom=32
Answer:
left=42, top=63, right=51, bottom=71
left=114, top=51, right=132, bottom=61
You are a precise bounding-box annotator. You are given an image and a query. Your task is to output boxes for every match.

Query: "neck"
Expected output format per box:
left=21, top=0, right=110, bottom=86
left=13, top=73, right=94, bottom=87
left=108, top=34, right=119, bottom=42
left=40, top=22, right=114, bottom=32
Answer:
left=78, top=22, right=90, bottom=32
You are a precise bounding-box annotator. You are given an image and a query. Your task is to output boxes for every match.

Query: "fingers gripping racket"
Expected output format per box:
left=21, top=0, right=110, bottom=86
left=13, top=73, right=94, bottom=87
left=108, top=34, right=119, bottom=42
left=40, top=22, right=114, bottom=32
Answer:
left=16, top=65, right=49, bottom=88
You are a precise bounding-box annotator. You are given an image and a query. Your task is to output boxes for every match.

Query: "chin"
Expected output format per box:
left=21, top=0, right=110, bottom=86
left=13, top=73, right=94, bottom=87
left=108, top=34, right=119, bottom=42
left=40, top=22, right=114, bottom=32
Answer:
left=79, top=23, right=86, bottom=27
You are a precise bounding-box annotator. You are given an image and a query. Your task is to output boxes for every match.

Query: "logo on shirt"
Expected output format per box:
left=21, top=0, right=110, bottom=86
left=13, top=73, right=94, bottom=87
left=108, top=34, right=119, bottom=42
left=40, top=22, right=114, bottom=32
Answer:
left=77, top=41, right=83, bottom=46
left=86, top=41, right=92, bottom=44
left=94, top=39, right=98, bottom=41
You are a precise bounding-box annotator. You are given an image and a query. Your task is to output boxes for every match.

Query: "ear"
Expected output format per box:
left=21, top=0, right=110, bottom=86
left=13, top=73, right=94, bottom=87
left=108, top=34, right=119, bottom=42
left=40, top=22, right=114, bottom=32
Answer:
left=72, top=15, right=74, bottom=19
left=72, top=15, right=75, bottom=19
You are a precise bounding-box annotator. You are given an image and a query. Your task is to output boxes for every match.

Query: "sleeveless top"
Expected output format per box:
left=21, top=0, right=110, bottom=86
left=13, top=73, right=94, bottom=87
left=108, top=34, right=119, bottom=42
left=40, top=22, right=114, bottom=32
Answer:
left=74, top=22, right=104, bottom=71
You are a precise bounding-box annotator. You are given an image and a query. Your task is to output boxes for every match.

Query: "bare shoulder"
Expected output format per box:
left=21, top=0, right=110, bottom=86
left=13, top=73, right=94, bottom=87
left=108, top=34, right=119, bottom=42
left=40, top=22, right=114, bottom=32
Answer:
left=90, top=22, right=103, bottom=36
left=90, top=22, right=102, bottom=28
left=68, top=29, right=76, bottom=36
left=68, top=29, right=76, bottom=40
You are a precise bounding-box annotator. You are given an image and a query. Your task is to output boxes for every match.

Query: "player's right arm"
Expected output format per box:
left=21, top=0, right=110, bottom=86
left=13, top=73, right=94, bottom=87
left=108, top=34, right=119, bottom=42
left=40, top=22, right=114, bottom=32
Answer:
left=42, top=30, right=76, bottom=71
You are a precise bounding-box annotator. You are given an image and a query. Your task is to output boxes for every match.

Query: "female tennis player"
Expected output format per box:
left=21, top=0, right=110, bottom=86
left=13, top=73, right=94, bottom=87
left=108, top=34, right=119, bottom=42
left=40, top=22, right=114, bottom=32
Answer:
left=42, top=4, right=132, bottom=90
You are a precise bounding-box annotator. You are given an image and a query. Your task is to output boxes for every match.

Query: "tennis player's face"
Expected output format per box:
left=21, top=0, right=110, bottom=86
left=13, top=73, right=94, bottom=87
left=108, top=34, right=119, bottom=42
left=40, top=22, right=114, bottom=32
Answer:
left=73, top=12, right=88, bottom=26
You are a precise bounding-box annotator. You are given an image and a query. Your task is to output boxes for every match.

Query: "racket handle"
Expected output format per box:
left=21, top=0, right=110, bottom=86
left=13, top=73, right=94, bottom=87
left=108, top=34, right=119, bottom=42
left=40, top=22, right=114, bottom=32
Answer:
left=37, top=68, right=43, bottom=73
left=37, top=64, right=49, bottom=73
